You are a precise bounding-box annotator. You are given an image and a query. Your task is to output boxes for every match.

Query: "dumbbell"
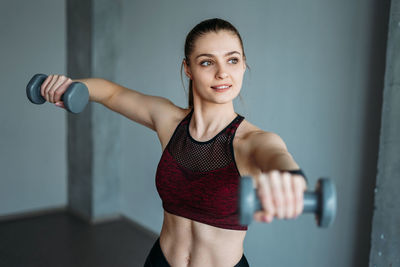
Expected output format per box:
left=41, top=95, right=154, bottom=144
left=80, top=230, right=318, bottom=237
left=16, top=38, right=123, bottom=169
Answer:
left=239, top=177, right=337, bottom=228
left=26, top=74, right=89, bottom=114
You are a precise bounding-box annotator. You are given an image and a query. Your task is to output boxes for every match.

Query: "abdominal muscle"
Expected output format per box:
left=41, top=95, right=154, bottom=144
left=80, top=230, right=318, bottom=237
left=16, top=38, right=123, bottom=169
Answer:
left=159, top=210, right=247, bottom=267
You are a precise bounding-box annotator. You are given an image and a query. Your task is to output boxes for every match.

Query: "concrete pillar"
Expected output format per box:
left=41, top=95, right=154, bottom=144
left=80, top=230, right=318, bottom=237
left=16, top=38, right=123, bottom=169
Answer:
left=369, top=0, right=400, bottom=265
left=66, top=0, right=122, bottom=223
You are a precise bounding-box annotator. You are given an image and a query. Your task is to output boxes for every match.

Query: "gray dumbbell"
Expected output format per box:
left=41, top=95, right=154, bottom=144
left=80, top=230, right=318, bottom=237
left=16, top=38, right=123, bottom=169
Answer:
left=26, top=74, right=89, bottom=114
left=239, top=177, right=337, bottom=228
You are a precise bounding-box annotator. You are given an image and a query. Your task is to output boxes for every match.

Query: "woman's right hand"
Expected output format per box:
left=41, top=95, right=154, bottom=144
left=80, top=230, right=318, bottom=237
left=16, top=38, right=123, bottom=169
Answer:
left=40, top=74, right=74, bottom=109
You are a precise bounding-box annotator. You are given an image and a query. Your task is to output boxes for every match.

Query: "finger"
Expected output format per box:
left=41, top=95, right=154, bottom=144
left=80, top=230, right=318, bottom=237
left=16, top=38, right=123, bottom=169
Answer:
left=282, top=172, right=295, bottom=219
left=51, top=75, right=70, bottom=103
left=47, top=75, right=59, bottom=102
left=293, top=175, right=305, bottom=217
left=55, top=101, right=66, bottom=109
left=269, top=171, right=285, bottom=219
left=53, top=77, right=72, bottom=103
left=44, top=75, right=59, bottom=103
left=50, top=75, right=66, bottom=103
left=258, top=173, right=275, bottom=217
left=254, top=211, right=274, bottom=223
left=41, top=75, right=54, bottom=101
left=254, top=173, right=275, bottom=222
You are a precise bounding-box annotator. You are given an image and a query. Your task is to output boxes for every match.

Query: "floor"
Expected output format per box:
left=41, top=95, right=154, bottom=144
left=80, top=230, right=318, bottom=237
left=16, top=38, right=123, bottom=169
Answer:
left=0, top=211, right=157, bottom=267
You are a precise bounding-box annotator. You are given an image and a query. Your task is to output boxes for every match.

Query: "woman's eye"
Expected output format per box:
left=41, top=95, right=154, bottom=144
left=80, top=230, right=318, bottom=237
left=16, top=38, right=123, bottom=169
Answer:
left=200, top=60, right=212, bottom=66
left=229, top=58, right=239, bottom=64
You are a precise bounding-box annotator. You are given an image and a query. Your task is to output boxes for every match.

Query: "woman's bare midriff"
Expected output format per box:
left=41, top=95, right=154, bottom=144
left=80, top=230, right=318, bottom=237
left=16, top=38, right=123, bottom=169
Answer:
left=159, top=210, right=247, bottom=267
left=155, top=107, right=263, bottom=267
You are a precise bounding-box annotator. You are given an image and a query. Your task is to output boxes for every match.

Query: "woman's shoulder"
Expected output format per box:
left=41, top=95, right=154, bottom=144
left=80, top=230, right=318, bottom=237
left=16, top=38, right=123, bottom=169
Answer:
left=155, top=106, right=191, bottom=150
left=236, top=119, right=286, bottom=150
left=236, top=119, right=275, bottom=139
left=154, top=104, right=190, bottom=128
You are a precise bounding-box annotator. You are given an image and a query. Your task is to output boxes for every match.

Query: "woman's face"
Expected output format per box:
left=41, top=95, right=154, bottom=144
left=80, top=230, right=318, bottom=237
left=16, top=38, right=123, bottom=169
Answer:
left=184, top=30, right=246, bottom=105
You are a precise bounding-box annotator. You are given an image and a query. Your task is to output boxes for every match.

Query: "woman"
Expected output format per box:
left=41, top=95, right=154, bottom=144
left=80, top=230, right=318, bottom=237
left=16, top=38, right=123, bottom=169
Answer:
left=42, top=18, right=307, bottom=267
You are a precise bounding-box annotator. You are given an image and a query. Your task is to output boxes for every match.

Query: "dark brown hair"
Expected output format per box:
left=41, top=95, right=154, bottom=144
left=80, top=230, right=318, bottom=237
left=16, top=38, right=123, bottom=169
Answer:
left=180, top=18, right=248, bottom=108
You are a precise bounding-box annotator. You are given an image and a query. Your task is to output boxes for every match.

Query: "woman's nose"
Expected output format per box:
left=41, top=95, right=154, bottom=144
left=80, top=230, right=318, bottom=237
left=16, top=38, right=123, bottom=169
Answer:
left=216, top=67, right=228, bottom=79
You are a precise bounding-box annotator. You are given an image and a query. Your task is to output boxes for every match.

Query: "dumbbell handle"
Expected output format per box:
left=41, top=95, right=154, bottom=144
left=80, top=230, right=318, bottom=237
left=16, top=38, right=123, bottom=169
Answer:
left=239, top=176, right=336, bottom=228
left=251, top=192, right=318, bottom=213
left=303, top=193, right=319, bottom=213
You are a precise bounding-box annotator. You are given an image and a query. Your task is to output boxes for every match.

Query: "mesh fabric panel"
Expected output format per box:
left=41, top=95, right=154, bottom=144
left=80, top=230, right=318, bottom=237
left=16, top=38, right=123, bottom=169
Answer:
left=167, top=111, right=243, bottom=172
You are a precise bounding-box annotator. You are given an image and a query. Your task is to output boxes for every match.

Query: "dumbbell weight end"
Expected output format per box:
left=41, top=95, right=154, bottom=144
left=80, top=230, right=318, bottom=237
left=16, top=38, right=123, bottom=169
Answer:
left=26, top=74, right=47, bottom=105
left=62, top=82, right=89, bottom=114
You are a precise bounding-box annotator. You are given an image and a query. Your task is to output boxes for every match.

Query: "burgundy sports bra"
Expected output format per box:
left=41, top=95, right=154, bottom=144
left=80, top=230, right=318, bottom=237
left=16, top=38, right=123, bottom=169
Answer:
left=155, top=109, right=247, bottom=230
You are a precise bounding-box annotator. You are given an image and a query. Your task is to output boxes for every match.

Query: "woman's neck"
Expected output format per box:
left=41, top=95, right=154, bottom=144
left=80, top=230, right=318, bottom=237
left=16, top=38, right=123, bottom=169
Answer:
left=189, top=102, right=237, bottom=142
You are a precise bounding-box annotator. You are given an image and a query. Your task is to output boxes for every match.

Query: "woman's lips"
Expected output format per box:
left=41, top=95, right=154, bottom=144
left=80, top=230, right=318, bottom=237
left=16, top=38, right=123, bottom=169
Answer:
left=211, top=84, right=232, bottom=92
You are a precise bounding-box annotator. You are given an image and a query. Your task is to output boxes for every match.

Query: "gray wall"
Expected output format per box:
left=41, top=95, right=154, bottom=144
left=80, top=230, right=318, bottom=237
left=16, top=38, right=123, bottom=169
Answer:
left=0, top=0, right=67, bottom=216
left=0, top=0, right=391, bottom=266
left=117, top=1, right=390, bottom=267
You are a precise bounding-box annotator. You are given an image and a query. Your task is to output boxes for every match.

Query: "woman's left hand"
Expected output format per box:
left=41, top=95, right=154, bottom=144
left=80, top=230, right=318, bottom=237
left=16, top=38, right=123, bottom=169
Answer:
left=253, top=170, right=307, bottom=223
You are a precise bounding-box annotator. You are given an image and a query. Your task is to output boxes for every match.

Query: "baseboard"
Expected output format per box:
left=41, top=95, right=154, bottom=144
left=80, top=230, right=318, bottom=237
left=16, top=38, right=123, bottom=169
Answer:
left=0, top=205, right=67, bottom=223
left=67, top=207, right=122, bottom=225
left=0, top=206, right=158, bottom=239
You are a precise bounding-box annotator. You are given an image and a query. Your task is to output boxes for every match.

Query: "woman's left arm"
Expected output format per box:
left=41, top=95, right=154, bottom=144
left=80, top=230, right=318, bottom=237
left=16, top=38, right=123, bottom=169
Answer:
left=249, top=131, right=307, bottom=223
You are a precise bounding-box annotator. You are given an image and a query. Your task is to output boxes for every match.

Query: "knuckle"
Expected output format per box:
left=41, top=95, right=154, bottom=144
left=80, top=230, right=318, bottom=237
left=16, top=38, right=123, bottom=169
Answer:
left=293, top=179, right=304, bottom=192
left=286, top=193, right=294, bottom=203
left=257, top=187, right=267, bottom=197
left=260, top=195, right=269, bottom=205
left=274, top=198, right=283, bottom=208
left=272, top=188, right=282, bottom=198
left=285, top=210, right=294, bottom=219
left=277, top=211, right=284, bottom=219
left=294, top=175, right=303, bottom=183
left=270, top=170, right=280, bottom=176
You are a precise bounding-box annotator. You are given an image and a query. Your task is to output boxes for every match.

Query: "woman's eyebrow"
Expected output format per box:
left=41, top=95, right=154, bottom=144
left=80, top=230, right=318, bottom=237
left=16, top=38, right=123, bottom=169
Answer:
left=195, top=51, right=241, bottom=59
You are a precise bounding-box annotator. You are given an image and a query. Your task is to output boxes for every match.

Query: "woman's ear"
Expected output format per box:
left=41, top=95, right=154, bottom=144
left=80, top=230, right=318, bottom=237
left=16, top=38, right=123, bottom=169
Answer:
left=183, top=59, right=192, bottom=79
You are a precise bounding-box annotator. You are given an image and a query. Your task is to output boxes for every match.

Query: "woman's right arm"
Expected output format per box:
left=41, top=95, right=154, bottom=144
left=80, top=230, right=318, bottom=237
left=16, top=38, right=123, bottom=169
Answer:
left=41, top=75, right=180, bottom=131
